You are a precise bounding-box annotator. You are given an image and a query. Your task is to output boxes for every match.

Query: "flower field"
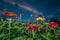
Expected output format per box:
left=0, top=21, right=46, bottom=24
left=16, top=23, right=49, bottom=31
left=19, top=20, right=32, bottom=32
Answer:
left=0, top=12, right=60, bottom=40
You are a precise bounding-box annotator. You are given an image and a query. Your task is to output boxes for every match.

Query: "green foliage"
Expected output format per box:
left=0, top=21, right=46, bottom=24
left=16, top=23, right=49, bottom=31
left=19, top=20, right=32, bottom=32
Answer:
left=0, top=20, right=60, bottom=40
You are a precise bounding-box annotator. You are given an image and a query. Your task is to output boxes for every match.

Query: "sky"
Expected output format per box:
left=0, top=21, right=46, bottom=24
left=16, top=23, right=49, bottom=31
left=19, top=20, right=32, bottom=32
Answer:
left=0, top=0, right=60, bottom=21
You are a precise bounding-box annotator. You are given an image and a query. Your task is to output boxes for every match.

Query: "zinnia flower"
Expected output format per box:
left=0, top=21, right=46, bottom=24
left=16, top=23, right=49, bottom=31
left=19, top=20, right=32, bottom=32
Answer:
left=4, top=11, right=16, bottom=17
left=26, top=24, right=33, bottom=30
left=35, top=16, right=39, bottom=20
left=42, top=27, right=46, bottom=31
left=48, top=22, right=59, bottom=27
left=38, top=17, right=45, bottom=21
left=26, top=24, right=38, bottom=32
left=35, top=16, right=45, bottom=21
left=32, top=24, right=38, bottom=32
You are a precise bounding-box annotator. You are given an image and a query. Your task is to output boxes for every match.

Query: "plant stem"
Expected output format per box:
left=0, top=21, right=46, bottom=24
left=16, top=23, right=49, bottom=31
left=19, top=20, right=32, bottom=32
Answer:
left=32, top=30, right=35, bottom=39
left=20, top=15, right=21, bottom=23
left=9, top=18, right=12, bottom=40
left=37, top=20, right=38, bottom=26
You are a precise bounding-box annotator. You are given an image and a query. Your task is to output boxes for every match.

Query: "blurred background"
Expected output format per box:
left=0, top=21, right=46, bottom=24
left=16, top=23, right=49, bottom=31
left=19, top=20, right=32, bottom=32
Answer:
left=0, top=0, right=60, bottom=21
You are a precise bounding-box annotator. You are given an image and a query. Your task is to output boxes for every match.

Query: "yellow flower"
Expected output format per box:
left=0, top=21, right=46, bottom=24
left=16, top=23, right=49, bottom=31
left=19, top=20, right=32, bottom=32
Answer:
left=36, top=16, right=45, bottom=21
left=38, top=17, right=45, bottom=21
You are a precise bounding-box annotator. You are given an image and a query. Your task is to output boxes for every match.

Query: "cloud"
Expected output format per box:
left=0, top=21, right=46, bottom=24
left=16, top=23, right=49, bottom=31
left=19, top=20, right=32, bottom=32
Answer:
left=3, top=0, right=43, bottom=15
left=18, top=4, right=35, bottom=12
left=18, top=4, right=43, bottom=15
left=3, top=0, right=16, bottom=5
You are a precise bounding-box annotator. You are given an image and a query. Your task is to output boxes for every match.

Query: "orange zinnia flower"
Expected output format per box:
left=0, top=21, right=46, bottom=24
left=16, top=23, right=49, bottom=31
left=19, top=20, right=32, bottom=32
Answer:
left=4, top=12, right=16, bottom=17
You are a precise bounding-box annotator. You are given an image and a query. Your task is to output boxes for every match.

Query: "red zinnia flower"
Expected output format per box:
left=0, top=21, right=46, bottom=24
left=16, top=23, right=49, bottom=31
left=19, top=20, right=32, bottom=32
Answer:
left=4, top=11, right=16, bottom=17
left=26, top=24, right=33, bottom=30
left=32, top=25, right=38, bottom=32
left=26, top=24, right=38, bottom=32
left=48, top=22, right=59, bottom=27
